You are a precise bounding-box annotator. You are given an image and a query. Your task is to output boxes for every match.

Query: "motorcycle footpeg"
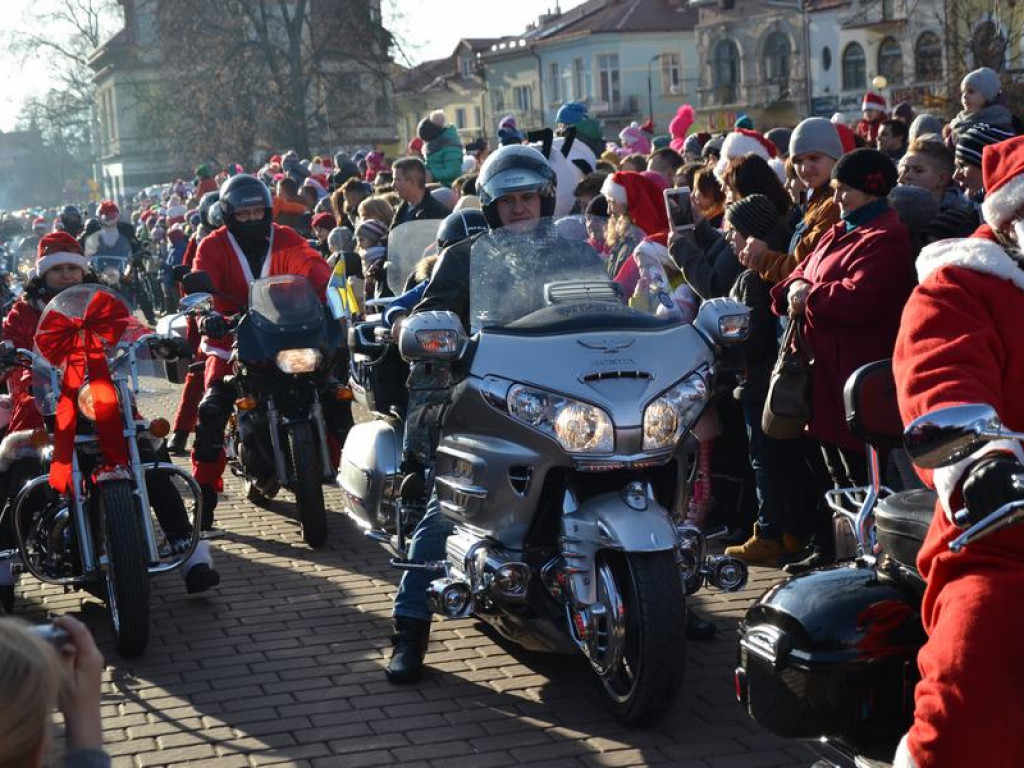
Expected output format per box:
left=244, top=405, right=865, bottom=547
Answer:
left=389, top=557, right=446, bottom=574
left=704, top=555, right=748, bottom=592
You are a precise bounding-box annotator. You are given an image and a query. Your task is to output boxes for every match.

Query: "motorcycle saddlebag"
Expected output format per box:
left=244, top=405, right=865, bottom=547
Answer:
left=735, top=562, right=925, bottom=759
left=336, top=419, right=400, bottom=530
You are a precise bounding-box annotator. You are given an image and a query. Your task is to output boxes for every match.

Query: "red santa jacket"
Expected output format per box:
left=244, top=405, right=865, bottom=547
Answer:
left=193, top=223, right=330, bottom=359
left=771, top=207, right=914, bottom=450
left=1, top=297, right=45, bottom=434
left=894, top=234, right=1024, bottom=561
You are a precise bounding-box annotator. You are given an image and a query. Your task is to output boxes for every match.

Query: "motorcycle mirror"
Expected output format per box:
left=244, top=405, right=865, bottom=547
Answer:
left=179, top=292, right=214, bottom=313
left=182, top=270, right=215, bottom=295
left=904, top=404, right=1024, bottom=469
left=695, top=298, right=750, bottom=347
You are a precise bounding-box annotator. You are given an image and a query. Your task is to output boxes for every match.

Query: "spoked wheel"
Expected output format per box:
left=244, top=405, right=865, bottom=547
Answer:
left=285, top=421, right=327, bottom=548
left=587, top=551, right=686, bottom=725
left=99, top=480, right=150, bottom=657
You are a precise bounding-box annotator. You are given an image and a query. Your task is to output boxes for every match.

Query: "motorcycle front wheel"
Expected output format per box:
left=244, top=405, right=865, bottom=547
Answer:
left=285, top=421, right=327, bottom=548
left=590, top=551, right=686, bottom=725
left=99, top=480, right=150, bottom=657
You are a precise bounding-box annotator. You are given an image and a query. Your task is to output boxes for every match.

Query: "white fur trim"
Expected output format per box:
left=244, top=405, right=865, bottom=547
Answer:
left=0, top=430, right=42, bottom=472
left=183, top=539, right=213, bottom=573
left=769, top=158, right=786, bottom=184
left=982, top=172, right=1024, bottom=230
left=916, top=237, right=1024, bottom=293
left=893, top=733, right=918, bottom=768
left=713, top=133, right=772, bottom=182
left=601, top=177, right=627, bottom=206
left=36, top=251, right=89, bottom=276
left=633, top=239, right=672, bottom=267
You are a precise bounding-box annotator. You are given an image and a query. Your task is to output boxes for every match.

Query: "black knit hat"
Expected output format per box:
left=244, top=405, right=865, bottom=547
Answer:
left=831, top=148, right=898, bottom=197
left=417, top=116, right=444, bottom=143
left=955, top=123, right=1015, bottom=169
left=925, top=204, right=980, bottom=242
left=724, top=194, right=779, bottom=240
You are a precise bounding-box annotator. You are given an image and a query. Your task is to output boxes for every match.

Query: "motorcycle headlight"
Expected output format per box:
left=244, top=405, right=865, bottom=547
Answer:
left=507, top=384, right=613, bottom=454
left=642, top=372, right=709, bottom=450
left=102, top=267, right=120, bottom=284
left=275, top=348, right=322, bottom=374
left=78, top=383, right=96, bottom=421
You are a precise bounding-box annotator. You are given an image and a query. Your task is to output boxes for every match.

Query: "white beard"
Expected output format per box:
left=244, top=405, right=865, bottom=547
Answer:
left=99, top=227, right=121, bottom=247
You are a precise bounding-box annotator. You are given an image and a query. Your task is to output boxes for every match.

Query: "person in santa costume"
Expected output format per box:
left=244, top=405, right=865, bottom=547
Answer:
left=600, top=170, right=670, bottom=292
left=190, top=175, right=331, bottom=527
left=713, top=128, right=787, bottom=185
left=0, top=233, right=219, bottom=613
left=892, top=135, right=1024, bottom=767
left=856, top=92, right=887, bottom=144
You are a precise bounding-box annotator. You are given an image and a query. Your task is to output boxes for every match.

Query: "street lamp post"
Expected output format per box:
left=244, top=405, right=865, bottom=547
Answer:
left=647, top=54, right=661, bottom=124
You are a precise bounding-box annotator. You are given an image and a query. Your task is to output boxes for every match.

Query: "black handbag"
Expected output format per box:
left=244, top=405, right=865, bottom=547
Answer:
left=762, top=319, right=813, bottom=439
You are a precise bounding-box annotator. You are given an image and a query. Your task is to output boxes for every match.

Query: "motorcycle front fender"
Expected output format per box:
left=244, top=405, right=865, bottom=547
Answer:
left=562, top=490, right=678, bottom=606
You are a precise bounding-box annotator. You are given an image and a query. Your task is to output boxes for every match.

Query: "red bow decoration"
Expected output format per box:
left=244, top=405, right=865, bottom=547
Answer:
left=35, top=291, right=131, bottom=493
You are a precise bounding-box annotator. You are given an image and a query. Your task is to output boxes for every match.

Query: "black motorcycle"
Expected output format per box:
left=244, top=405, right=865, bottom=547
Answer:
left=181, top=272, right=349, bottom=547
left=734, top=360, right=1024, bottom=766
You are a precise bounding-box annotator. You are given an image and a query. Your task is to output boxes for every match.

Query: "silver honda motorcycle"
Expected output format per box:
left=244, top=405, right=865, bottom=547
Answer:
left=339, top=218, right=751, bottom=724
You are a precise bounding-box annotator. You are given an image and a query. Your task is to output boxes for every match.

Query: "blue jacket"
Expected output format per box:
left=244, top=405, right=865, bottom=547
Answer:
left=383, top=280, right=428, bottom=327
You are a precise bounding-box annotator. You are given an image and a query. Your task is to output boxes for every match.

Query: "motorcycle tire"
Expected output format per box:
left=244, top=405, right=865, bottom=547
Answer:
left=285, top=421, right=327, bottom=548
left=99, top=480, right=150, bottom=657
left=592, top=550, right=686, bottom=725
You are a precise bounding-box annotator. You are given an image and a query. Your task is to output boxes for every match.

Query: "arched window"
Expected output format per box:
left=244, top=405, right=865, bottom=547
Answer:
left=914, top=32, right=943, bottom=81
left=763, top=32, right=791, bottom=84
left=842, top=42, right=866, bottom=90
left=877, top=37, right=903, bottom=85
left=712, top=39, right=740, bottom=103
left=972, top=20, right=1006, bottom=71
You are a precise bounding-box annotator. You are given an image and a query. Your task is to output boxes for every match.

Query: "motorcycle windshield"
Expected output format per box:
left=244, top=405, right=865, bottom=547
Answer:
left=468, top=217, right=675, bottom=334
left=31, top=284, right=165, bottom=417
left=248, top=275, right=323, bottom=331
left=386, top=220, right=440, bottom=296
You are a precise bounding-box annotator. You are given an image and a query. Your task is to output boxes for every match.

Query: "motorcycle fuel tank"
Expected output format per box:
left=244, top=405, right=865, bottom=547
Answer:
left=735, top=561, right=925, bottom=758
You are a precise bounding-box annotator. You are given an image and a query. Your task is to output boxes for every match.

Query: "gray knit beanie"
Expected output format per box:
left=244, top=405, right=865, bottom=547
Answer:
left=961, top=67, right=1002, bottom=104
left=724, top=194, right=780, bottom=240
left=908, top=114, right=945, bottom=144
left=789, top=117, right=843, bottom=160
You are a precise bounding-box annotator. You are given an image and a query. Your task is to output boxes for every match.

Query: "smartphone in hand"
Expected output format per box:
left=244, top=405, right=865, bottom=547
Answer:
left=664, top=187, right=695, bottom=234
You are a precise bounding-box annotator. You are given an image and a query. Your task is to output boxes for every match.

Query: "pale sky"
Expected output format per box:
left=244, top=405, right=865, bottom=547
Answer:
left=0, top=0, right=587, bottom=130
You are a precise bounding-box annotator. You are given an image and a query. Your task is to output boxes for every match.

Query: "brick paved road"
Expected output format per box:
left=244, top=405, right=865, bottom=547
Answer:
left=13, top=378, right=815, bottom=767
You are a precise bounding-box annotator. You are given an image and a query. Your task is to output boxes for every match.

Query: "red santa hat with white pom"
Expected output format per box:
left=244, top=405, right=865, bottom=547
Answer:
left=713, top=128, right=786, bottom=184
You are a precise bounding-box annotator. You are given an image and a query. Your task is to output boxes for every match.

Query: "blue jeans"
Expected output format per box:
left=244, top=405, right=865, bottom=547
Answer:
left=741, top=385, right=790, bottom=539
left=393, top=490, right=453, bottom=621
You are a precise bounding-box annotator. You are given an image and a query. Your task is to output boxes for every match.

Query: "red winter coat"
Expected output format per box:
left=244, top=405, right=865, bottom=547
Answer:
left=193, top=223, right=330, bottom=359
left=771, top=207, right=914, bottom=450
left=893, top=235, right=1024, bottom=767
left=1, top=297, right=45, bottom=433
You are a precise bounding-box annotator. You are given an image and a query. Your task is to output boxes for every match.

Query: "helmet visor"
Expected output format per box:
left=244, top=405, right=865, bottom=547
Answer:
left=483, top=168, right=553, bottom=203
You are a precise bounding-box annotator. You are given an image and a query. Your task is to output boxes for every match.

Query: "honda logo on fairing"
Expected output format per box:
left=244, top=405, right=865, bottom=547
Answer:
left=577, top=339, right=635, bottom=354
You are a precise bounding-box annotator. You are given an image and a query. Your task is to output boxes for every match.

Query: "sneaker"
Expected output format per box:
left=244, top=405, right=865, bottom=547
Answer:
left=724, top=528, right=782, bottom=565
left=185, top=563, right=220, bottom=594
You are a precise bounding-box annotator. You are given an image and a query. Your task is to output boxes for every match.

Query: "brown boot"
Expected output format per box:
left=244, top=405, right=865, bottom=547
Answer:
left=724, top=524, right=782, bottom=565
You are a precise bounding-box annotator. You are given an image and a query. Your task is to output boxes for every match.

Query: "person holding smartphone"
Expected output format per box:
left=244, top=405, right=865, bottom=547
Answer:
left=0, top=615, right=108, bottom=767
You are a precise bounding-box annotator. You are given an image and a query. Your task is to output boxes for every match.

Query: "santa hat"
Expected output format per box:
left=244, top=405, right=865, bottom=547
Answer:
left=981, top=135, right=1024, bottom=230
left=407, top=136, right=424, bottom=156
left=714, top=128, right=784, bottom=183
left=862, top=92, right=887, bottom=113
left=311, top=212, right=336, bottom=232
left=634, top=232, right=671, bottom=266
left=37, top=231, right=89, bottom=276
left=640, top=119, right=655, bottom=136
left=834, top=122, right=858, bottom=153
left=600, top=171, right=669, bottom=236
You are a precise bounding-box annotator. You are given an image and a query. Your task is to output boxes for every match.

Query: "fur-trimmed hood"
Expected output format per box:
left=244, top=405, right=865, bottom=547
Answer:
left=917, top=235, right=1024, bottom=293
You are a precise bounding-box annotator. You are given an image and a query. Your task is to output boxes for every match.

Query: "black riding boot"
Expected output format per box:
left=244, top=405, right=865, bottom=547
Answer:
left=168, top=430, right=189, bottom=456
left=385, top=617, right=431, bottom=684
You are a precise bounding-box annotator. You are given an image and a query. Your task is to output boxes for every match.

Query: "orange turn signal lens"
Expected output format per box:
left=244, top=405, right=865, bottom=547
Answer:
left=30, top=428, right=50, bottom=449
left=334, top=386, right=354, bottom=402
left=236, top=396, right=258, bottom=411
left=149, top=418, right=171, bottom=438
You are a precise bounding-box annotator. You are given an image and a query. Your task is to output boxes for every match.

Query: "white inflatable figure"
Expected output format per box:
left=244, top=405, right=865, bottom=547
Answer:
left=529, top=129, right=598, bottom=217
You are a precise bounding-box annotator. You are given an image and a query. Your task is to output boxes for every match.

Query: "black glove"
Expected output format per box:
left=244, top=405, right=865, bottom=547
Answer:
left=960, top=454, right=1024, bottom=528
left=199, top=312, right=229, bottom=339
left=149, top=336, right=192, bottom=361
left=0, top=341, right=16, bottom=366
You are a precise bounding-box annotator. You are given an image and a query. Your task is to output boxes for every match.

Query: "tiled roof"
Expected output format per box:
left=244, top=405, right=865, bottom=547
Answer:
left=540, top=0, right=698, bottom=38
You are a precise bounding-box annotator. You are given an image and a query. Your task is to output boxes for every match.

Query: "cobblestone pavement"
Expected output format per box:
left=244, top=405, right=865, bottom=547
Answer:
left=13, top=378, right=816, bottom=767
